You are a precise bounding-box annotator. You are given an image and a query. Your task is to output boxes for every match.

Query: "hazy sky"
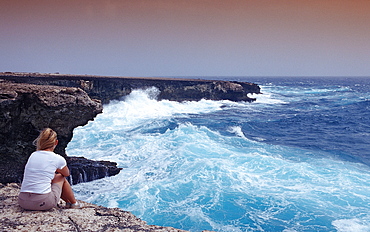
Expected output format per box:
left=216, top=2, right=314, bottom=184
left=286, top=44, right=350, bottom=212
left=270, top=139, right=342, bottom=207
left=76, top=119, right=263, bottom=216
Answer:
left=1, top=0, right=369, bottom=77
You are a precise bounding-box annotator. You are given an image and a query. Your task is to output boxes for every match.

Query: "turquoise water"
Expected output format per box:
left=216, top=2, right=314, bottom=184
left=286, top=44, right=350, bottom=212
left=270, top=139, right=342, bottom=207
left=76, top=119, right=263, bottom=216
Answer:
left=67, top=77, right=370, bottom=231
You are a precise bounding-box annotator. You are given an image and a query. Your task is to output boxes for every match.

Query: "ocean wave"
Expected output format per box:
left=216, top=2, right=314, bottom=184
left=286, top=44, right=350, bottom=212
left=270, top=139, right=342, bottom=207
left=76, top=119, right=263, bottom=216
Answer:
left=67, top=81, right=370, bottom=232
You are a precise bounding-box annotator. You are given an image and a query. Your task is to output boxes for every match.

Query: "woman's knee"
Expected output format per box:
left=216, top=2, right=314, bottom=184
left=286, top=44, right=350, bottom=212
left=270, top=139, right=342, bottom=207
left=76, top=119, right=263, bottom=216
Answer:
left=52, top=173, right=66, bottom=186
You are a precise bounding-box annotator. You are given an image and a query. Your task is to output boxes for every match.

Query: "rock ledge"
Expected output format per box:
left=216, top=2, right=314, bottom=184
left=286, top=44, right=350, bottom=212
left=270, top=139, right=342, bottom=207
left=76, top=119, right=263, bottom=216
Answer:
left=1, top=183, right=193, bottom=232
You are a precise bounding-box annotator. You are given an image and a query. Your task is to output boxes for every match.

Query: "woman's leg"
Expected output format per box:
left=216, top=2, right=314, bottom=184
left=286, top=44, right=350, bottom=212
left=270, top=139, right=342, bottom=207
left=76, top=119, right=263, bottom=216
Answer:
left=52, top=173, right=77, bottom=204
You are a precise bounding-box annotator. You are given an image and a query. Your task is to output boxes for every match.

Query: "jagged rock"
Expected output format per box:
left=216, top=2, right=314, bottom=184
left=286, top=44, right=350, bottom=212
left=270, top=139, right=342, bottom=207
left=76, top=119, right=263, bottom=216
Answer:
left=0, top=82, right=119, bottom=184
left=0, top=183, right=189, bottom=232
left=66, top=157, right=122, bottom=185
left=157, top=79, right=259, bottom=102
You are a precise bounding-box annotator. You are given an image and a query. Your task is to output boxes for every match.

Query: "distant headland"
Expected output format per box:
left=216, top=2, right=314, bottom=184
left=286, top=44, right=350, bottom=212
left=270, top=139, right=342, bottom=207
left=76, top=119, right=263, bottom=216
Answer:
left=0, top=72, right=261, bottom=104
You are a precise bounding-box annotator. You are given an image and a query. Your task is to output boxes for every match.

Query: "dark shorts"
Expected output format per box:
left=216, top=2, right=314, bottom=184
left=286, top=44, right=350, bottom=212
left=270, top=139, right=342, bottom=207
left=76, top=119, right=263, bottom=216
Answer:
left=18, top=183, right=62, bottom=211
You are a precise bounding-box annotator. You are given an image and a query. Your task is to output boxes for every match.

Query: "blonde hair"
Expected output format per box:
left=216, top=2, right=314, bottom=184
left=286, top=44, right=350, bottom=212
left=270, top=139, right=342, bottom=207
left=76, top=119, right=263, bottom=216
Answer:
left=34, top=128, right=58, bottom=151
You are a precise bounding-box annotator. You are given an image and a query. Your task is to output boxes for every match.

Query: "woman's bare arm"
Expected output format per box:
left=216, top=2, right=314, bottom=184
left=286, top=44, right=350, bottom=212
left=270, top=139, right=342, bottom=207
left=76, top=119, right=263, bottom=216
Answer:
left=56, top=165, right=70, bottom=177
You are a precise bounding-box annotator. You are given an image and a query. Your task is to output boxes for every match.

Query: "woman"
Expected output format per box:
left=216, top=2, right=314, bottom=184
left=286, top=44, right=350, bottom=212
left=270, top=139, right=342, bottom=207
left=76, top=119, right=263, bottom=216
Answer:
left=18, top=128, right=80, bottom=210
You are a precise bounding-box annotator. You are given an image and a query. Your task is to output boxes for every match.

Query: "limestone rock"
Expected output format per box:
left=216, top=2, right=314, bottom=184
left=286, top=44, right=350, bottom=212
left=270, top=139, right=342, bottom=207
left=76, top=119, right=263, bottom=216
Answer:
left=0, top=183, right=188, bottom=232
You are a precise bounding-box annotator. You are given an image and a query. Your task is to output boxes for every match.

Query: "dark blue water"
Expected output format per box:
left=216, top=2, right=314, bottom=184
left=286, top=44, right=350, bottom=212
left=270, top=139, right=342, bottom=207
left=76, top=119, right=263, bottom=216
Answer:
left=67, top=77, right=370, bottom=231
left=215, top=77, right=370, bottom=165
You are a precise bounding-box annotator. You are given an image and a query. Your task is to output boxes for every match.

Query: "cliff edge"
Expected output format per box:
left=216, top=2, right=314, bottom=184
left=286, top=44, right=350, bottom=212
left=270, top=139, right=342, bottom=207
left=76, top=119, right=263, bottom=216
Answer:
left=0, top=81, right=121, bottom=184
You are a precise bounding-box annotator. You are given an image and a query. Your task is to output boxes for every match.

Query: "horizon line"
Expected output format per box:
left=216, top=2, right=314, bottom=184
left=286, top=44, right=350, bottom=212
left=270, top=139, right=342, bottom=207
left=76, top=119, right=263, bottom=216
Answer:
left=1, top=71, right=369, bottom=79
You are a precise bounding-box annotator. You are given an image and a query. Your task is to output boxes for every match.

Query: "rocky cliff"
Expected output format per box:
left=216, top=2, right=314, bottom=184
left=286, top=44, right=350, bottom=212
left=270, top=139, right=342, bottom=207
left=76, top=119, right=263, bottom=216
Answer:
left=0, top=72, right=260, bottom=104
left=0, top=81, right=121, bottom=184
left=1, top=183, right=192, bottom=232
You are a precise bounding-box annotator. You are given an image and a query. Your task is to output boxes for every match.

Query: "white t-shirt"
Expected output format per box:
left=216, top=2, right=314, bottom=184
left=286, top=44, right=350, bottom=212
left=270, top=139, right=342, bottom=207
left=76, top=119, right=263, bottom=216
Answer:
left=20, top=150, right=67, bottom=194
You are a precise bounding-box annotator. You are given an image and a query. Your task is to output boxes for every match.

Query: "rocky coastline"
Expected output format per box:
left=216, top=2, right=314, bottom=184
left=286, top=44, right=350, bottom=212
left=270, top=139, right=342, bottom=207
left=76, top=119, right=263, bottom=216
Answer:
left=0, top=72, right=260, bottom=231
left=0, top=72, right=260, bottom=185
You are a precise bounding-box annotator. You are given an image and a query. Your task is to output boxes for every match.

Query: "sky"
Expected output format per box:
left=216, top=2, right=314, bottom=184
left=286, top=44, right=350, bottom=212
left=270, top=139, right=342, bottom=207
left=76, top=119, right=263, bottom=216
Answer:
left=1, top=0, right=370, bottom=77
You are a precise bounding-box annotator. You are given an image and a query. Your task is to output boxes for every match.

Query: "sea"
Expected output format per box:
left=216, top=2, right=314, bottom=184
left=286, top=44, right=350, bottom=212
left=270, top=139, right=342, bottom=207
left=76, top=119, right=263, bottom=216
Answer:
left=66, top=77, right=370, bottom=232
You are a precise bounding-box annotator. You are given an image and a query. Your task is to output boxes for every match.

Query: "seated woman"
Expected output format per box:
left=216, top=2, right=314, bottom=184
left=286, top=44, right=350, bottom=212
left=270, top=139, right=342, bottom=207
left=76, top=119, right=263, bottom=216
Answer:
left=18, top=128, right=80, bottom=210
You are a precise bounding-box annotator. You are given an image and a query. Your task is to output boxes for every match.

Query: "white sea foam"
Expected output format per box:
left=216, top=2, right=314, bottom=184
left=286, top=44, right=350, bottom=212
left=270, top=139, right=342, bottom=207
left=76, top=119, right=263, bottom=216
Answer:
left=227, top=126, right=245, bottom=138
left=251, top=86, right=288, bottom=105
left=94, top=87, right=221, bottom=129
left=253, top=92, right=287, bottom=105
left=332, top=218, right=370, bottom=232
